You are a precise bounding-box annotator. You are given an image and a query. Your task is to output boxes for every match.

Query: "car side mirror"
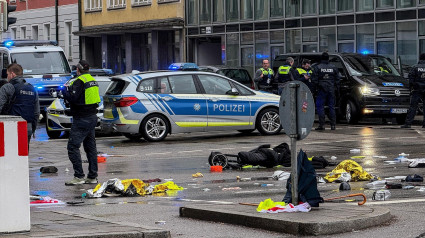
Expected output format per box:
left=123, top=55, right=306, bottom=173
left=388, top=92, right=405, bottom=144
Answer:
left=227, top=88, right=239, bottom=95
left=1, top=69, right=7, bottom=79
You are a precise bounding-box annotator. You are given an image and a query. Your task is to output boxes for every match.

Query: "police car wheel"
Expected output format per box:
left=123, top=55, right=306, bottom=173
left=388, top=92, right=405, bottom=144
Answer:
left=123, top=133, right=143, bottom=141
left=45, top=123, right=62, bottom=139
left=141, top=114, right=169, bottom=142
left=256, top=108, right=282, bottom=135
left=345, top=100, right=359, bottom=124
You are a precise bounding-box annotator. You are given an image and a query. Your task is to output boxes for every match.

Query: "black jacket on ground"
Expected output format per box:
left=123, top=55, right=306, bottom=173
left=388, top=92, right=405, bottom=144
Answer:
left=237, top=143, right=291, bottom=168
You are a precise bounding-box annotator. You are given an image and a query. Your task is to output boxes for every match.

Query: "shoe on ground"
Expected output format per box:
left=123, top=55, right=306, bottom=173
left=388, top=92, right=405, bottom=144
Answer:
left=315, top=126, right=325, bottom=131
left=65, top=177, right=85, bottom=186
left=331, top=125, right=336, bottom=130
left=400, top=124, right=411, bottom=128
left=85, top=178, right=98, bottom=184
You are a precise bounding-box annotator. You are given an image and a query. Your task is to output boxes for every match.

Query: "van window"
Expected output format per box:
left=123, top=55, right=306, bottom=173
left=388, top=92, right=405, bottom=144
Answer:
left=329, top=56, right=345, bottom=75
left=344, top=55, right=400, bottom=77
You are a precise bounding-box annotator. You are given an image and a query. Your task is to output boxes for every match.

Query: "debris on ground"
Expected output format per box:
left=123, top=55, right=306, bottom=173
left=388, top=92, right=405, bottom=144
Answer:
left=192, top=172, right=204, bottom=178
left=271, top=170, right=290, bottom=181
left=339, top=182, right=351, bottom=191
left=350, top=149, right=361, bottom=154
left=30, top=195, right=65, bottom=206
left=222, top=187, right=241, bottom=191
left=324, top=160, right=373, bottom=182
left=254, top=198, right=311, bottom=213
left=372, top=189, right=391, bottom=200
left=40, top=166, right=58, bottom=173
left=405, top=174, right=423, bottom=182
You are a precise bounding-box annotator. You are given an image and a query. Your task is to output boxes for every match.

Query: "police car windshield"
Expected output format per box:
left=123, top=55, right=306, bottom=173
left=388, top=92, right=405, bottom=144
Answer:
left=11, top=51, right=71, bottom=75
left=344, top=55, right=400, bottom=77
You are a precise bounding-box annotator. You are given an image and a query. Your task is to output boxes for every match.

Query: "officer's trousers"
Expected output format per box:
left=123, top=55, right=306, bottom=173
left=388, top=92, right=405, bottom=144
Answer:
left=67, top=114, right=98, bottom=179
left=316, top=90, right=336, bottom=127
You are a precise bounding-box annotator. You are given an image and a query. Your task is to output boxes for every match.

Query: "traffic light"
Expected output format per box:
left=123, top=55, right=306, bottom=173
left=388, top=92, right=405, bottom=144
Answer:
left=3, top=2, right=17, bottom=32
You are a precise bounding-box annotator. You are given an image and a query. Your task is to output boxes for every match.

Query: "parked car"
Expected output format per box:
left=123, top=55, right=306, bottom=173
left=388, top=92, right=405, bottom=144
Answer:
left=100, top=71, right=282, bottom=142
left=45, top=70, right=114, bottom=139
left=273, top=53, right=410, bottom=124
left=198, top=65, right=256, bottom=90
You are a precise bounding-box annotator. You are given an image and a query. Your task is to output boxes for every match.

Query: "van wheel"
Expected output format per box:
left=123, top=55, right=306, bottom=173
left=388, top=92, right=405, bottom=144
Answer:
left=256, top=108, right=282, bottom=135
left=346, top=100, right=359, bottom=124
left=141, top=114, right=169, bottom=142
left=396, top=115, right=407, bottom=125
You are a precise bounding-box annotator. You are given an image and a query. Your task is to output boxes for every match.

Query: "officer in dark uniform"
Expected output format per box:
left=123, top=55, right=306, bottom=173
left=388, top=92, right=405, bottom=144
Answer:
left=294, top=59, right=314, bottom=93
left=274, top=57, right=295, bottom=95
left=254, top=59, right=274, bottom=92
left=312, top=52, right=340, bottom=131
left=401, top=53, right=425, bottom=128
left=63, top=60, right=101, bottom=186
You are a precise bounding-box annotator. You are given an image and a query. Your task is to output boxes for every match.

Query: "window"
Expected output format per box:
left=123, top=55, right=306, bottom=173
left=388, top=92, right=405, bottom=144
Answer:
left=187, top=0, right=198, bottom=25
left=376, top=23, right=395, bottom=38
left=168, top=75, right=197, bottom=94
left=254, top=0, right=267, bottom=20
left=286, top=29, right=301, bottom=53
left=397, top=21, right=417, bottom=65
left=303, top=0, right=317, bottom=15
left=108, top=0, right=126, bottom=9
left=32, top=25, right=38, bottom=40
left=397, top=0, right=415, bottom=8
left=11, top=28, right=17, bottom=39
left=255, top=32, right=269, bottom=69
left=286, top=0, right=300, bottom=17
left=376, top=0, right=394, bottom=8
left=20, top=27, right=26, bottom=39
left=234, top=83, right=254, bottom=95
left=270, top=0, right=283, bottom=17
left=241, top=47, right=254, bottom=79
left=338, top=0, right=353, bottom=11
left=420, top=0, right=425, bottom=4
left=137, top=78, right=155, bottom=93
left=320, top=27, right=336, bottom=52
left=270, top=31, right=284, bottom=44
left=133, top=0, right=151, bottom=6
left=338, top=43, right=354, bottom=53
left=241, top=32, right=253, bottom=45
left=198, top=75, right=232, bottom=95
left=226, top=33, right=239, bottom=67
left=226, top=0, right=239, bottom=22
left=158, top=0, right=179, bottom=3
left=200, top=0, right=211, bottom=24
left=420, top=21, right=425, bottom=36
left=420, top=40, right=425, bottom=56
left=303, top=28, right=318, bottom=52
left=65, top=22, right=73, bottom=60
left=356, top=24, right=374, bottom=54
left=320, top=0, right=335, bottom=14
left=85, top=0, right=102, bottom=11
left=44, top=24, right=51, bottom=40
left=213, top=0, right=224, bottom=22
left=159, top=77, right=172, bottom=94
left=338, top=25, right=354, bottom=40
left=241, top=0, right=253, bottom=20
left=3, top=53, right=9, bottom=69
left=357, top=0, right=374, bottom=11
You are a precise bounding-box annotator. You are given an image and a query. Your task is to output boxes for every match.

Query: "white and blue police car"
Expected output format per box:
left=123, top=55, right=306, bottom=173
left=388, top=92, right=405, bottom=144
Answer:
left=101, top=68, right=282, bottom=142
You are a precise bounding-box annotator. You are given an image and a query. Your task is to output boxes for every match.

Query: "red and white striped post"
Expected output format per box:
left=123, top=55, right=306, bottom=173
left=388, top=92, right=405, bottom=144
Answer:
left=0, top=116, right=30, bottom=233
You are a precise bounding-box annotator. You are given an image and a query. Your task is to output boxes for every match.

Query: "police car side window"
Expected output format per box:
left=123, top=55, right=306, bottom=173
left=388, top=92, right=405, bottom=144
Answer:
left=137, top=78, right=155, bottom=93
left=158, top=77, right=172, bottom=94
left=168, top=75, right=198, bottom=94
left=198, top=75, right=232, bottom=95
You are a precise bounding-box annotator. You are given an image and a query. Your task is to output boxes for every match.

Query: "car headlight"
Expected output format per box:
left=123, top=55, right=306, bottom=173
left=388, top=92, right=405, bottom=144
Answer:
left=359, top=86, right=380, bottom=96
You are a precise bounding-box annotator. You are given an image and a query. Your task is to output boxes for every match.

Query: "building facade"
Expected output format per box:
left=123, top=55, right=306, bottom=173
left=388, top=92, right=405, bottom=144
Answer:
left=3, top=0, right=80, bottom=66
left=76, top=0, right=185, bottom=74
left=186, top=0, right=425, bottom=76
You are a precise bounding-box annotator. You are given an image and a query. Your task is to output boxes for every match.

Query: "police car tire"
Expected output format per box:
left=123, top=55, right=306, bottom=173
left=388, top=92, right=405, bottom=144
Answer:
left=256, top=108, right=282, bottom=135
left=141, top=114, right=169, bottom=142
left=123, top=133, right=143, bottom=141
left=45, top=123, right=62, bottom=139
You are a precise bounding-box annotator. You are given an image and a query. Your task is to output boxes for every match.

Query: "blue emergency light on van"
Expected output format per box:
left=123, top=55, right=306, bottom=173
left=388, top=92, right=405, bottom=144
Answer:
left=168, top=62, right=199, bottom=71
left=383, top=82, right=403, bottom=87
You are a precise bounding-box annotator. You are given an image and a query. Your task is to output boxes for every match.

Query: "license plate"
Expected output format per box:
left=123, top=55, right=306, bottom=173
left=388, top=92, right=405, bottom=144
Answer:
left=391, top=108, right=407, bottom=114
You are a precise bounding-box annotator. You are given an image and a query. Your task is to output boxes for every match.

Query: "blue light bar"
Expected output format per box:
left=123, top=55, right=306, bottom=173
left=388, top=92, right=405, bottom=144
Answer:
left=361, top=50, right=370, bottom=55
left=3, top=40, right=14, bottom=47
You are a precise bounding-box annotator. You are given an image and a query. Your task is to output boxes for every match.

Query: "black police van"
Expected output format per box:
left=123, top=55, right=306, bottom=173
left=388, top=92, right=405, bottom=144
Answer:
left=273, top=53, right=410, bottom=124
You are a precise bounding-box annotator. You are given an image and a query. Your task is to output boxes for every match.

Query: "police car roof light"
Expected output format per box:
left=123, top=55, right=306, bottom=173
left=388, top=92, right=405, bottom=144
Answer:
left=1, top=40, right=58, bottom=47
left=168, top=62, right=199, bottom=71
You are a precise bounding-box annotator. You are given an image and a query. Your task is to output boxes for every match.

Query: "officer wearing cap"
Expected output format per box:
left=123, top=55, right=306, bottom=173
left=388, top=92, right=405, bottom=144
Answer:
left=63, top=60, right=101, bottom=186
left=254, top=59, right=274, bottom=92
left=294, top=59, right=314, bottom=92
left=401, top=53, right=425, bottom=129
left=312, top=52, right=340, bottom=131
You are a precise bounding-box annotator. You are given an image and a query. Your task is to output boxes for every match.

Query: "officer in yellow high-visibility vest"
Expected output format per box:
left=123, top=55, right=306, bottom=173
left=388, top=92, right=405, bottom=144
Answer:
left=254, top=59, right=274, bottom=92
left=63, top=60, right=101, bottom=186
left=294, top=59, right=314, bottom=92
left=274, top=57, right=295, bottom=95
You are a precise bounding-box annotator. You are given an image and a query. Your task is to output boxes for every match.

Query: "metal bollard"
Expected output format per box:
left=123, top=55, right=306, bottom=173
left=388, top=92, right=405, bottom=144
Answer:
left=0, top=116, right=30, bottom=233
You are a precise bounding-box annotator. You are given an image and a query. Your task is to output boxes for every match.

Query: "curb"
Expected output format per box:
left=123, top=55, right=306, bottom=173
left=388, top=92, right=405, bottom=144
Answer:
left=179, top=203, right=391, bottom=236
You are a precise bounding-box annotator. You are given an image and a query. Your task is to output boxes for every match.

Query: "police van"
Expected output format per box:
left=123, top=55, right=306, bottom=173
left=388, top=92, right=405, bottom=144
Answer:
left=273, top=53, right=410, bottom=124
left=0, top=40, right=72, bottom=116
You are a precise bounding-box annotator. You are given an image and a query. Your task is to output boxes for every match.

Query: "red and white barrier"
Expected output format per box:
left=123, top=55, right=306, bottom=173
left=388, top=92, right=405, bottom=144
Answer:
left=0, top=116, right=30, bottom=233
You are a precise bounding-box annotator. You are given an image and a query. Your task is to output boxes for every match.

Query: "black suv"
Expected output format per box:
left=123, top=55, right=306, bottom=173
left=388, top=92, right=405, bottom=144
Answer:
left=273, top=53, right=410, bottom=124
left=198, top=65, right=256, bottom=90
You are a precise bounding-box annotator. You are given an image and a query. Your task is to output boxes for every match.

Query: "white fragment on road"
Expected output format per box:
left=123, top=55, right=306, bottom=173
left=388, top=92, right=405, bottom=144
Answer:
left=146, top=152, right=172, bottom=155
left=178, top=150, right=204, bottom=153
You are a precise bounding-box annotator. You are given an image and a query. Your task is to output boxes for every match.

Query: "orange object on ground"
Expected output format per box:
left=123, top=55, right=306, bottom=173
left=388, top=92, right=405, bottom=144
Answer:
left=210, top=165, right=223, bottom=172
left=97, top=156, right=106, bottom=163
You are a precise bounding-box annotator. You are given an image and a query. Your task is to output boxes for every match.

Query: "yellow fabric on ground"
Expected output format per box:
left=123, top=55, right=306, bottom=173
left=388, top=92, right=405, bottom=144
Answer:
left=324, top=159, right=373, bottom=182
left=121, top=179, right=147, bottom=196
left=256, top=198, right=286, bottom=212
left=153, top=181, right=184, bottom=193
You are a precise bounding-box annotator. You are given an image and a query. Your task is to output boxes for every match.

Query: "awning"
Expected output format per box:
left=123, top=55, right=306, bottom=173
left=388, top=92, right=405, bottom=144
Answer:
left=74, top=18, right=184, bottom=36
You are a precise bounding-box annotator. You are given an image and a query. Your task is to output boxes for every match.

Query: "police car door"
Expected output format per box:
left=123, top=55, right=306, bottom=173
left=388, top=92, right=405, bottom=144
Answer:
left=197, top=74, right=251, bottom=130
left=157, top=75, right=208, bottom=132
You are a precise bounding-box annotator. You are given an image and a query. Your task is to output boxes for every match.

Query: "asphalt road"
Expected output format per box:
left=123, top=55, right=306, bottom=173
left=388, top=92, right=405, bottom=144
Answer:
left=26, top=117, right=425, bottom=238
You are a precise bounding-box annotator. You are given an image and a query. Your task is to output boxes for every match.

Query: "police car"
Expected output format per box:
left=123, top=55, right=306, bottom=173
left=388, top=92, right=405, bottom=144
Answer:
left=101, top=70, right=282, bottom=142
left=45, top=71, right=113, bottom=139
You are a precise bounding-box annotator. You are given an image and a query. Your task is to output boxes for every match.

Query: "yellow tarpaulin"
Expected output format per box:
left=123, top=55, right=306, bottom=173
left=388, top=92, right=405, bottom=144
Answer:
left=121, top=179, right=148, bottom=196
left=324, top=160, right=373, bottom=182
left=153, top=181, right=184, bottom=193
left=256, top=198, right=286, bottom=212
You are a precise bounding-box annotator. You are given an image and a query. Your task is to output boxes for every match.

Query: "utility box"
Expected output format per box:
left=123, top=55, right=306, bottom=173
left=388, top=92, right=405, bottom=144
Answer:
left=0, top=116, right=30, bottom=233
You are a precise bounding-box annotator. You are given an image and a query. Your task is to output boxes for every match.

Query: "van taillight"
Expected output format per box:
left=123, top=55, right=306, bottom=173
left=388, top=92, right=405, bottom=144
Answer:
left=114, top=97, right=138, bottom=107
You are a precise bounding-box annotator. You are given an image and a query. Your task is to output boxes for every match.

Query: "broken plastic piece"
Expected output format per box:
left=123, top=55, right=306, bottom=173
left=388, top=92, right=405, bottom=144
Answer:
left=210, top=165, right=223, bottom=172
left=192, top=172, right=204, bottom=178
left=222, top=187, right=241, bottom=191
left=350, top=149, right=361, bottom=154
left=97, top=156, right=106, bottom=163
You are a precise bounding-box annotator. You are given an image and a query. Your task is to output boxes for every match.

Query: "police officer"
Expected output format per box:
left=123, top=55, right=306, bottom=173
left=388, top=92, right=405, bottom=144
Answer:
left=401, top=53, right=425, bottom=128
left=254, top=59, right=274, bottom=92
left=0, top=63, right=40, bottom=143
left=294, top=59, right=314, bottom=92
left=274, top=57, right=295, bottom=95
left=63, top=60, right=101, bottom=186
left=312, top=52, right=340, bottom=131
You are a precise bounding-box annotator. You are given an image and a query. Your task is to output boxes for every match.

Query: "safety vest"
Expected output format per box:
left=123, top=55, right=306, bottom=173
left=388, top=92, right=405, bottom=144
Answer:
left=296, top=68, right=313, bottom=76
left=278, top=65, right=291, bottom=75
left=259, top=68, right=274, bottom=86
left=70, top=74, right=100, bottom=105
